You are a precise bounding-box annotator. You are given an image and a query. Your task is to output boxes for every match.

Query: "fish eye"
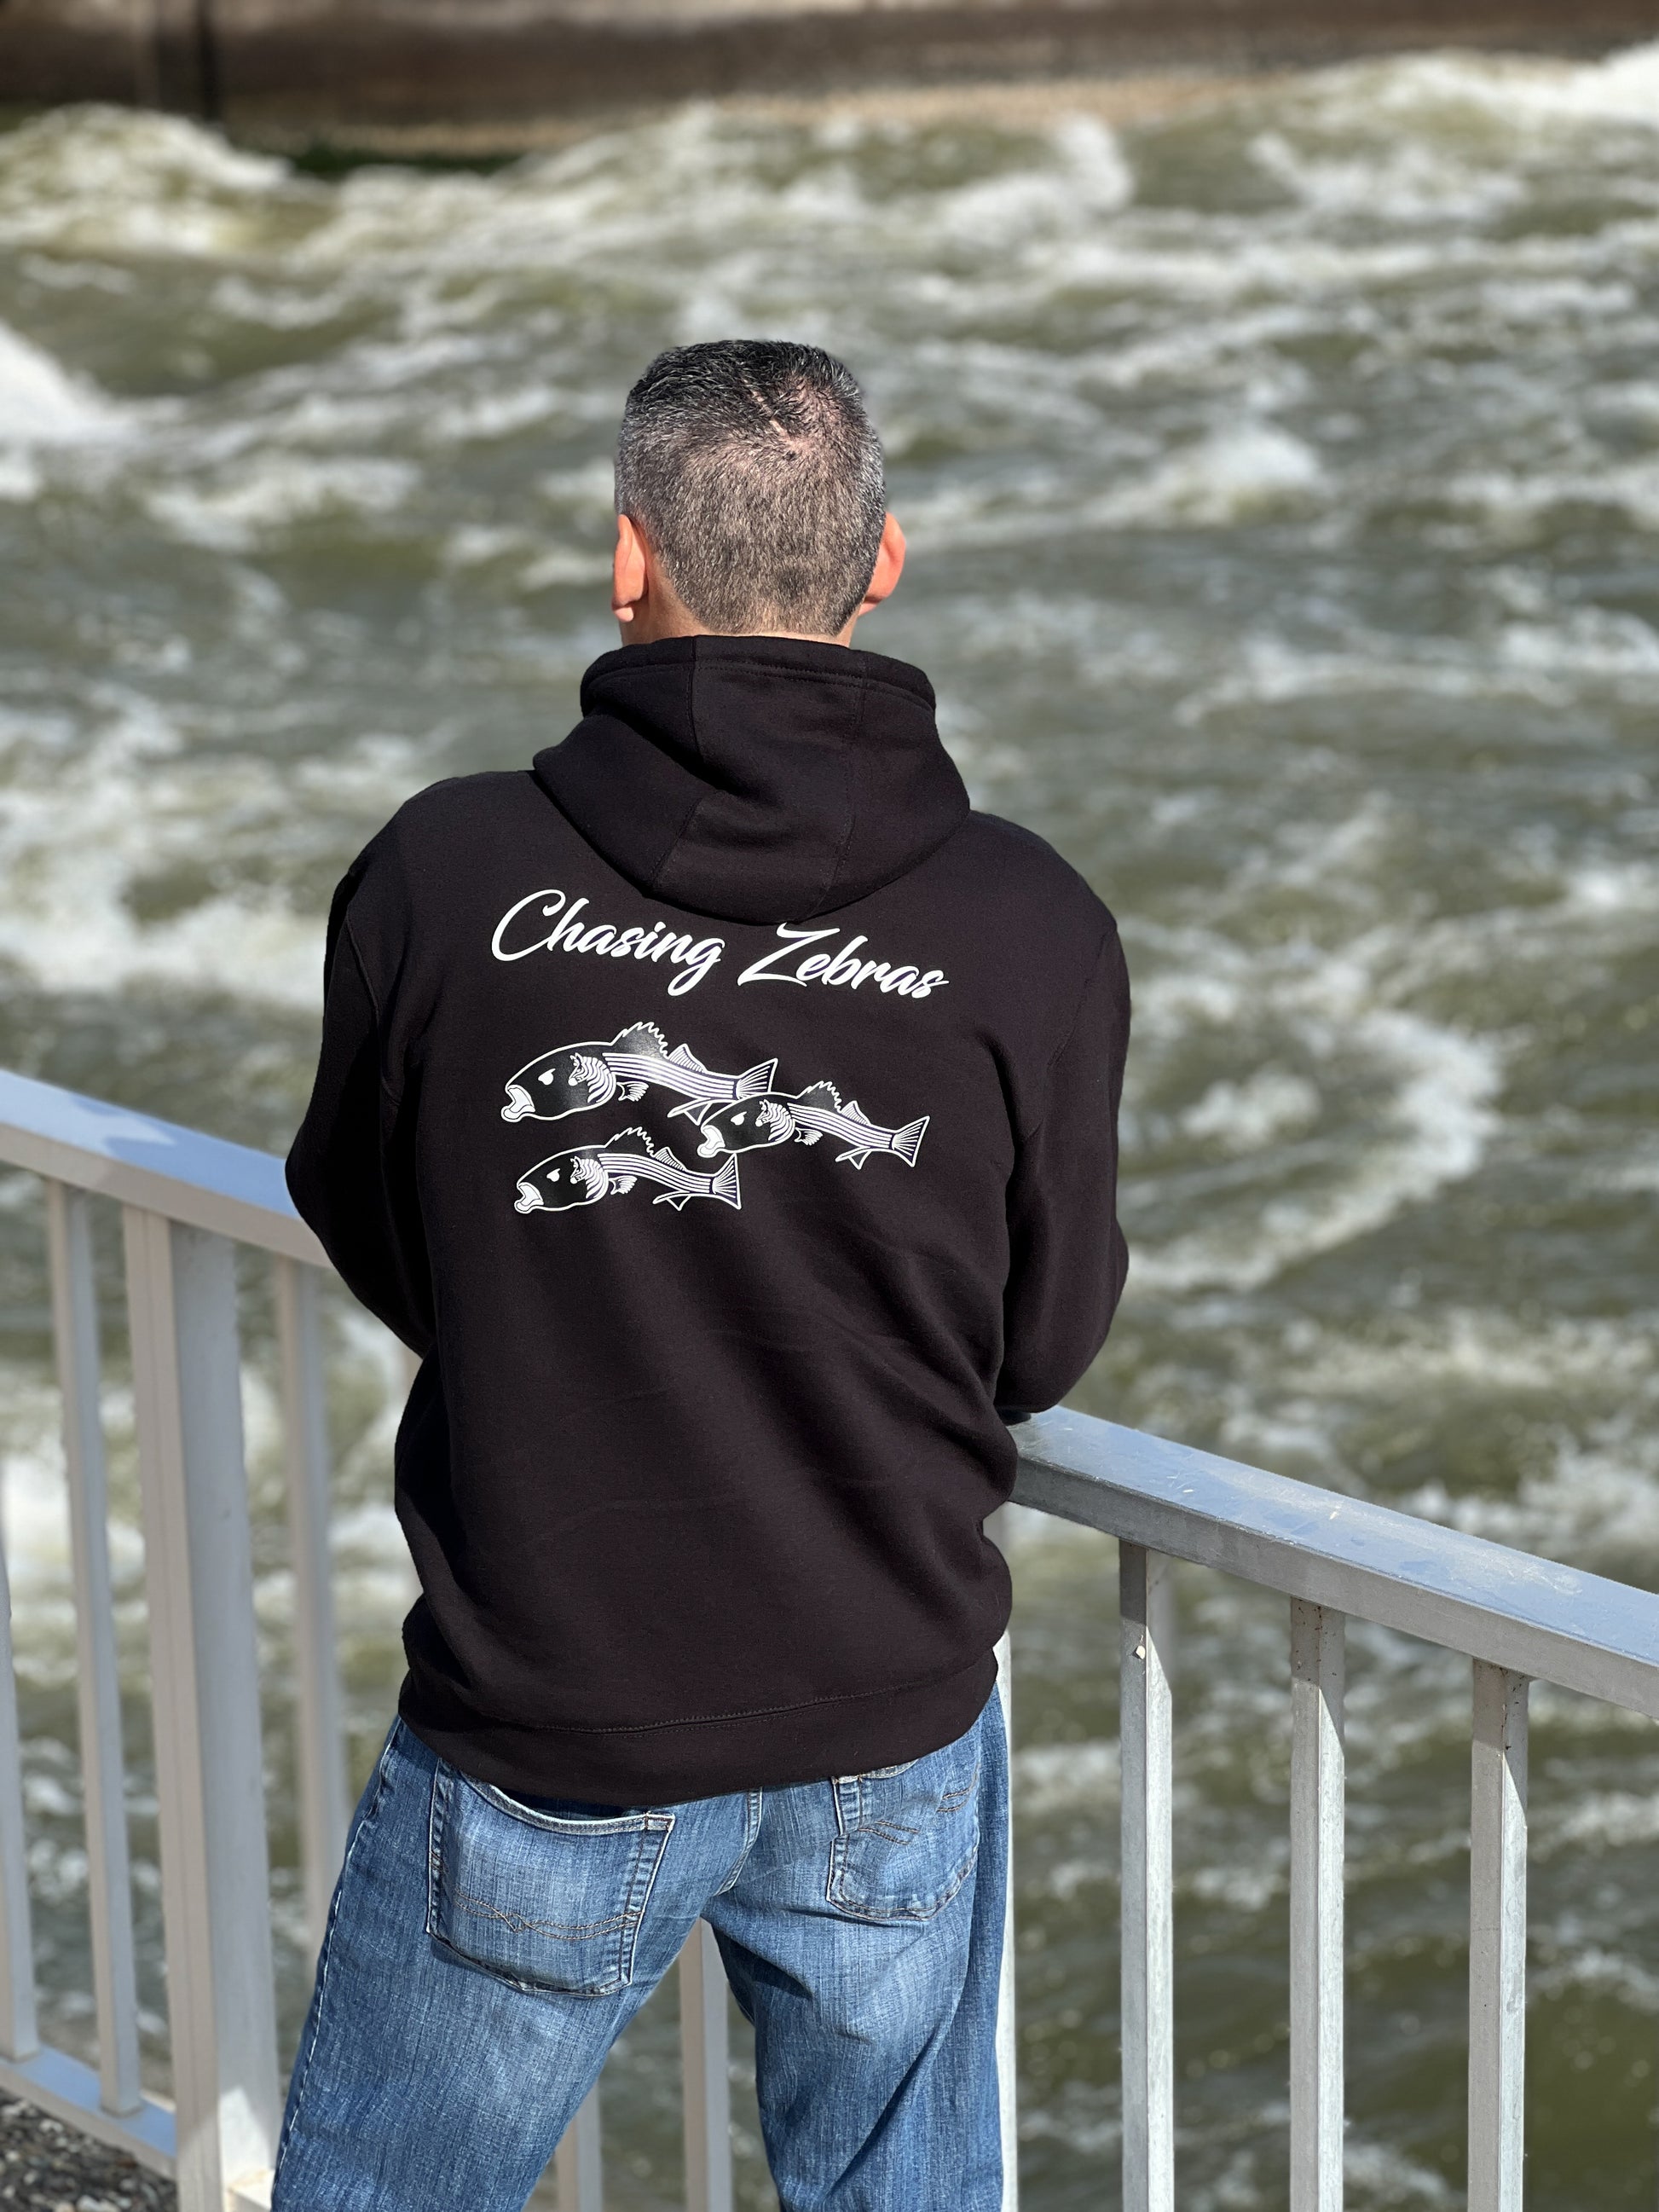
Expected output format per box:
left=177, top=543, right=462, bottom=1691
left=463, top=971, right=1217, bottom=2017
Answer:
left=733, top=1112, right=746, bottom=1126
left=549, top=1170, right=560, bottom=1182
left=539, top=1069, right=554, bottom=1086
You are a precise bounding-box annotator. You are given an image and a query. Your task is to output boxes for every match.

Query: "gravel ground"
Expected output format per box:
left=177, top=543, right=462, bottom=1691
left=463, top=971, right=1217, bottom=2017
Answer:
left=0, top=2103, right=174, bottom=2212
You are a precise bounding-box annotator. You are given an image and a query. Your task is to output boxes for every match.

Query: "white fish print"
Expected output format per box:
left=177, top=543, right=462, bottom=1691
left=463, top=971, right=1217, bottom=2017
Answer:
left=696, top=1080, right=928, bottom=1170
left=502, top=1022, right=775, bottom=1124
left=513, top=1127, right=742, bottom=1214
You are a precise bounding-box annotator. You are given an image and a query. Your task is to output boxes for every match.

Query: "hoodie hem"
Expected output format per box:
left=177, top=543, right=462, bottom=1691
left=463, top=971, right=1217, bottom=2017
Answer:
left=396, top=1647, right=1000, bottom=1805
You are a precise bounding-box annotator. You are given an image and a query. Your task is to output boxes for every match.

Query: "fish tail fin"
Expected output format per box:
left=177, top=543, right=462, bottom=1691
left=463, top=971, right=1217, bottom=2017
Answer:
left=735, top=1058, right=777, bottom=1099
left=710, top=1153, right=743, bottom=1209
left=893, top=1115, right=928, bottom=1167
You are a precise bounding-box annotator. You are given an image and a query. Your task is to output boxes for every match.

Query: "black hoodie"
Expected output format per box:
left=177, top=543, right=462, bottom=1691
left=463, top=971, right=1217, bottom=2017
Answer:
left=288, top=635, right=1130, bottom=1803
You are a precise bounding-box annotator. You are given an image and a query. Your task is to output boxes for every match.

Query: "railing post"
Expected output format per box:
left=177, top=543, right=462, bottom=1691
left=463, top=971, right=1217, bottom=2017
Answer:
left=1290, top=1600, right=1344, bottom=2212
left=1120, top=1543, right=1174, bottom=2212
left=680, top=1917, right=732, bottom=2212
left=994, top=1626, right=1019, bottom=2212
left=554, top=2083, right=602, bottom=2212
left=1469, top=1663, right=1528, bottom=2212
left=272, top=1257, right=348, bottom=1953
left=46, top=1183, right=142, bottom=2116
left=0, top=1515, right=38, bottom=2064
left=123, top=1208, right=279, bottom=2212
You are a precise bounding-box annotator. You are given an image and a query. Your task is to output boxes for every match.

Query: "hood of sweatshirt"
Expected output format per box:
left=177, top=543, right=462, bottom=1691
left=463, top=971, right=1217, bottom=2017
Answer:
left=531, top=634, right=971, bottom=926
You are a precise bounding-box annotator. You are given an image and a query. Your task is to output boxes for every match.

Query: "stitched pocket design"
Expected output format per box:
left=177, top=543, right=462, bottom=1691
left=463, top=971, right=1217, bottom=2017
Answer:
left=826, top=1742, right=980, bottom=1924
left=426, top=1765, right=673, bottom=1997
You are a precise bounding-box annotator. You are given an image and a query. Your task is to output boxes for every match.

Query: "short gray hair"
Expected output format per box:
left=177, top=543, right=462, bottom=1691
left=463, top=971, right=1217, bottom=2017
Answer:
left=615, top=340, right=887, bottom=637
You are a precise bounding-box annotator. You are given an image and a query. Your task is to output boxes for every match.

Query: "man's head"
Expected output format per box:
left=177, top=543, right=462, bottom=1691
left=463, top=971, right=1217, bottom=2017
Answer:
left=611, top=339, right=905, bottom=646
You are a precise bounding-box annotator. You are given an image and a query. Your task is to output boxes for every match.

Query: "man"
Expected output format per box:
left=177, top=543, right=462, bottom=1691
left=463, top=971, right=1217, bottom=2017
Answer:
left=275, top=339, right=1129, bottom=2212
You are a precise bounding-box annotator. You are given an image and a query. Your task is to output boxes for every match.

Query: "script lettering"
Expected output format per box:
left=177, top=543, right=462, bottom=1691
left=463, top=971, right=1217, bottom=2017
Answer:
left=737, top=924, right=948, bottom=999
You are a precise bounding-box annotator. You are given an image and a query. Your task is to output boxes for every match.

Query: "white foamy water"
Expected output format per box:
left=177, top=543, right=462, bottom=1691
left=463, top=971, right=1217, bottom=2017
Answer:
left=1, top=49, right=1656, bottom=2209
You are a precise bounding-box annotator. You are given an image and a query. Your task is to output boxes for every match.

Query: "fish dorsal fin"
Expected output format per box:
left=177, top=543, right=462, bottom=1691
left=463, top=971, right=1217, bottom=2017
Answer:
left=841, top=1101, right=877, bottom=1130
left=668, top=1041, right=706, bottom=1070
left=795, top=1080, right=841, bottom=1112
left=609, top=1126, right=652, bottom=1152
left=613, top=1022, right=668, bottom=1057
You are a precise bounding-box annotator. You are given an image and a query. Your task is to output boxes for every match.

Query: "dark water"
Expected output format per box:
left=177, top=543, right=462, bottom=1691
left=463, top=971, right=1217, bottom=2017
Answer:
left=1, top=47, right=1657, bottom=2207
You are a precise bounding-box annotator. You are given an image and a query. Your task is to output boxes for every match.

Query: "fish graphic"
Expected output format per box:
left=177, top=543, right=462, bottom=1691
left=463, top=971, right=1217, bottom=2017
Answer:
left=690, top=1095, right=799, bottom=1158
left=502, top=1023, right=776, bottom=1125
left=696, top=1080, right=928, bottom=1171
left=513, top=1128, right=742, bottom=1215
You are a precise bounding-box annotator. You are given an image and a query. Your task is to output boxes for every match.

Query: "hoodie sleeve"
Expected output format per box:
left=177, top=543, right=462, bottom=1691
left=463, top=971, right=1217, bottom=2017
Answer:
left=996, top=924, right=1130, bottom=1418
left=285, top=840, right=436, bottom=1358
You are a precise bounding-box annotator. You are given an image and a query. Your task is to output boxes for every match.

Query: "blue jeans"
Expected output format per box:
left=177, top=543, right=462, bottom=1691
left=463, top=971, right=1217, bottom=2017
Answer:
left=272, top=1694, right=1008, bottom=2211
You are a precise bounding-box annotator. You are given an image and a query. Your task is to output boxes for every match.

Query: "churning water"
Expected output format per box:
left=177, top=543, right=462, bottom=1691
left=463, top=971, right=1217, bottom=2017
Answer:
left=1, top=43, right=1657, bottom=2207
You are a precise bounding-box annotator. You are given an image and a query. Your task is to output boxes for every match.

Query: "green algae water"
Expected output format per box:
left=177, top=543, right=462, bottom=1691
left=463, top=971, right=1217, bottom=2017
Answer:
left=2, top=47, right=1658, bottom=2208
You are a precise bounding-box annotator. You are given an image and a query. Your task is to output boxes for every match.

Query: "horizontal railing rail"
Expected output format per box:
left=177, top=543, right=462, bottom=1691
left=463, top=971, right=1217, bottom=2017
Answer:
left=0, top=1064, right=1655, bottom=2212
left=0, top=1068, right=324, bottom=1267
left=1016, top=1407, right=1659, bottom=1718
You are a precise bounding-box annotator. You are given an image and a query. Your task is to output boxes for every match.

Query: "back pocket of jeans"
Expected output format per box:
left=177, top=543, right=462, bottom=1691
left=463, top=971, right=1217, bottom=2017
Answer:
left=426, top=1764, right=674, bottom=1996
left=826, top=1742, right=980, bottom=1924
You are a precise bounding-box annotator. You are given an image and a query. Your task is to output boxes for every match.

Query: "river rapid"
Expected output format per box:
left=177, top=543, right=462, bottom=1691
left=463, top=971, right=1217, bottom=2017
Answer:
left=2, top=46, right=1657, bottom=2209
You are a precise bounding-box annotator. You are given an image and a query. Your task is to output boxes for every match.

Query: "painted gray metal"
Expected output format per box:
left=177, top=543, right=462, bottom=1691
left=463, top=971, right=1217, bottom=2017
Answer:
left=680, top=1920, right=734, bottom=2212
left=0, top=1526, right=38, bottom=2067
left=1119, top=1545, right=1175, bottom=2212
left=1015, top=1409, right=1659, bottom=1717
left=274, top=1256, right=350, bottom=1953
left=123, top=1213, right=281, bottom=2210
left=1289, top=1601, right=1344, bottom=2212
left=1468, top=1665, right=1528, bottom=2212
left=553, top=2084, right=602, bottom=2212
left=7, top=1069, right=1659, bottom=2210
left=0, top=1068, right=324, bottom=1267
left=45, top=1184, right=143, bottom=2118
left=993, top=1627, right=1020, bottom=2212
left=0, top=2047, right=173, bottom=2172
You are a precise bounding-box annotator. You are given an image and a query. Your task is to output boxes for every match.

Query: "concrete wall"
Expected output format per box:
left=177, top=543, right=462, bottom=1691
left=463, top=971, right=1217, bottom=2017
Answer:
left=4, top=0, right=1658, bottom=128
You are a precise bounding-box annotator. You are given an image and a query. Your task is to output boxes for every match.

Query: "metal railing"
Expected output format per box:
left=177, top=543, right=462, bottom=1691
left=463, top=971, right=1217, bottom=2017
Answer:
left=1, top=1063, right=1656, bottom=2210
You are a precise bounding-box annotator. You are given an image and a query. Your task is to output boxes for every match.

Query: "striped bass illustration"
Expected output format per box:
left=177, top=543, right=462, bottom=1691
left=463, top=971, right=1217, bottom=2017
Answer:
left=695, top=1080, right=928, bottom=1170
left=513, top=1128, right=742, bottom=1214
left=501, top=1022, right=776, bottom=1125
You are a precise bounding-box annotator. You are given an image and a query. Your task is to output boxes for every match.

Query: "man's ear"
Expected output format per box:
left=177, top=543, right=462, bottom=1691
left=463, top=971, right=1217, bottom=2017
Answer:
left=612, top=512, right=649, bottom=624
left=856, top=512, right=906, bottom=620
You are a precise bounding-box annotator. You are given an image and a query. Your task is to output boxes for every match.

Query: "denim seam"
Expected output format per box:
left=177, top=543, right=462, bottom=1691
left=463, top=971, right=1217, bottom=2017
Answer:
left=276, top=1727, right=399, bottom=2173
left=616, top=1814, right=675, bottom=1987
left=451, top=1892, right=639, bottom=1942
left=712, top=1789, right=764, bottom=1896
left=430, top=1773, right=674, bottom=1996
left=824, top=1755, right=982, bottom=1922
left=465, top=1774, right=662, bottom=1838
left=424, top=1763, right=449, bottom=1938
left=828, top=1840, right=980, bottom=1925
